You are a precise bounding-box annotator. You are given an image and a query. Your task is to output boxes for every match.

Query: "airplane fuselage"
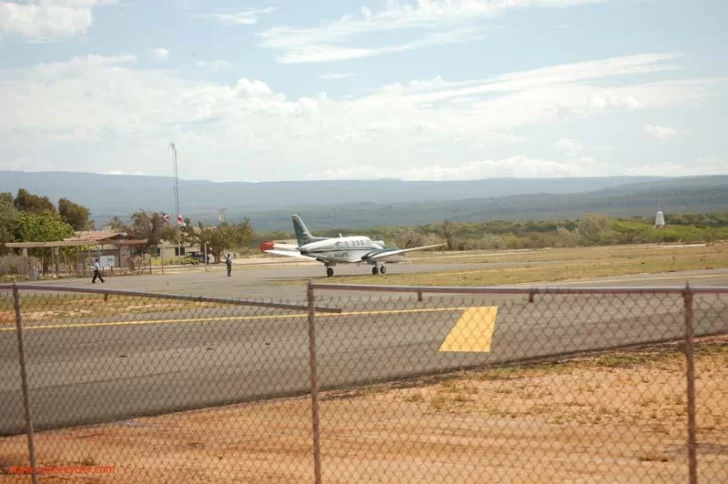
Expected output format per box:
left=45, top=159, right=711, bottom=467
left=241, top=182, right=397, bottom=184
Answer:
left=299, top=236, right=405, bottom=265
left=260, top=214, right=444, bottom=276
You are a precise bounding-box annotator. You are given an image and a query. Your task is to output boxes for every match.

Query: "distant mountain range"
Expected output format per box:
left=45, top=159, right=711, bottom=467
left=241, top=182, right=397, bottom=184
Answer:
left=1, top=171, right=727, bottom=232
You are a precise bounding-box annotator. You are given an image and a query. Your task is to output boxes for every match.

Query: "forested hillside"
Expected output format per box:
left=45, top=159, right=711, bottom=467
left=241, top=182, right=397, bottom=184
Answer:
left=254, top=212, right=728, bottom=252
left=243, top=182, right=728, bottom=232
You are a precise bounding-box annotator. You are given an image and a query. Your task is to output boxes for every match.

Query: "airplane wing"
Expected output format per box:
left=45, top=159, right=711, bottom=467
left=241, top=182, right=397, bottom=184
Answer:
left=363, top=243, right=446, bottom=261
left=263, top=249, right=319, bottom=261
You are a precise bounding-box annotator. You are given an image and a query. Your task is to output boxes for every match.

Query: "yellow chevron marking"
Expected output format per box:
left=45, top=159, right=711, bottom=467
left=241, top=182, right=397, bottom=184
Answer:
left=439, top=306, right=498, bottom=353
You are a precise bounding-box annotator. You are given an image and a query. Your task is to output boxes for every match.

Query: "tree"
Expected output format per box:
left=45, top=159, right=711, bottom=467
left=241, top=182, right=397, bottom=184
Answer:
left=107, top=210, right=169, bottom=253
left=195, top=219, right=254, bottom=263
left=612, top=220, right=648, bottom=244
left=442, top=220, right=456, bottom=250
left=392, top=227, right=424, bottom=248
left=107, top=216, right=126, bottom=232
left=160, top=216, right=197, bottom=247
left=14, top=211, right=75, bottom=243
left=13, top=212, right=75, bottom=271
left=14, top=188, right=56, bottom=214
left=0, top=192, right=18, bottom=255
left=59, top=198, right=93, bottom=231
left=577, top=213, right=612, bottom=245
left=481, top=233, right=505, bottom=249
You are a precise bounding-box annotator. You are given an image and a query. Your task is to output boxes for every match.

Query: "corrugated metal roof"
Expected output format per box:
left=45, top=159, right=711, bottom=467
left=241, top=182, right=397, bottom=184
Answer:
left=63, top=231, right=127, bottom=242
left=4, top=231, right=147, bottom=249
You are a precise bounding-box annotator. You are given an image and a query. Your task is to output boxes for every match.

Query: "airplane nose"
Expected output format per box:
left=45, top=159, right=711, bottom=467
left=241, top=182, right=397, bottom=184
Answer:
left=259, top=241, right=275, bottom=252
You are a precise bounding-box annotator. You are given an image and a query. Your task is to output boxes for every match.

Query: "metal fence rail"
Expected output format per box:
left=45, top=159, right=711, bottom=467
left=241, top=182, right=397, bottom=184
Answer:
left=0, top=282, right=726, bottom=483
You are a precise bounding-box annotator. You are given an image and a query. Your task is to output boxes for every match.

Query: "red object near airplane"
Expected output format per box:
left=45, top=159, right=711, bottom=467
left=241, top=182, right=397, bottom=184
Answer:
left=259, top=241, right=276, bottom=252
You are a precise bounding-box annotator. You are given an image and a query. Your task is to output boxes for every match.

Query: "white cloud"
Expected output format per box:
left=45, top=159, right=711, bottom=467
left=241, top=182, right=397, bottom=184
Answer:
left=553, top=138, right=583, bottom=155
left=0, top=52, right=721, bottom=181
left=589, top=94, right=641, bottom=110
left=209, top=7, right=275, bottom=26
left=0, top=0, right=115, bottom=42
left=258, top=0, right=603, bottom=63
left=320, top=73, right=353, bottom=80
left=150, top=47, right=170, bottom=61
left=369, top=53, right=681, bottom=111
left=197, top=60, right=231, bottom=71
left=107, top=170, right=145, bottom=175
left=644, top=124, right=678, bottom=140
left=0, top=156, right=33, bottom=171
left=30, top=54, right=137, bottom=77
left=277, top=27, right=484, bottom=64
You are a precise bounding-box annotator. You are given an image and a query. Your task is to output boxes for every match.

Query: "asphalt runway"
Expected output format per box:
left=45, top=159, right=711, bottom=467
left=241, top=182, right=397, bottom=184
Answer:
left=1, top=263, right=727, bottom=435
left=10, top=258, right=728, bottom=304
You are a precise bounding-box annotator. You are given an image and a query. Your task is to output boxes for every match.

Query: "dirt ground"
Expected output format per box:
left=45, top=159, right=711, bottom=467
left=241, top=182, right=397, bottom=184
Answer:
left=1, top=338, right=726, bottom=483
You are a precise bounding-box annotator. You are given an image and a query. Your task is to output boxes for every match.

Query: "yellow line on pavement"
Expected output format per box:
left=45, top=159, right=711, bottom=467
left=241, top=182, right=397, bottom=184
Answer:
left=439, top=306, right=498, bottom=353
left=0, top=307, right=467, bottom=332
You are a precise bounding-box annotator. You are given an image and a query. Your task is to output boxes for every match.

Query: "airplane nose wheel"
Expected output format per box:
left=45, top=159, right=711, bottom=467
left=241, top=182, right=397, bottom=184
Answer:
left=327, top=267, right=334, bottom=277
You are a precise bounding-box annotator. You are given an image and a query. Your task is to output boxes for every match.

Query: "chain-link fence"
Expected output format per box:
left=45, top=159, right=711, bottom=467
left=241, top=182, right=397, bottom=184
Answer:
left=1, top=282, right=726, bottom=483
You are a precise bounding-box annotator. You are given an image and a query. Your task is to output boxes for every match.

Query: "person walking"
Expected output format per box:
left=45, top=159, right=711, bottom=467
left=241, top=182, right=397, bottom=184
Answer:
left=225, top=253, right=232, bottom=277
left=92, top=258, right=105, bottom=283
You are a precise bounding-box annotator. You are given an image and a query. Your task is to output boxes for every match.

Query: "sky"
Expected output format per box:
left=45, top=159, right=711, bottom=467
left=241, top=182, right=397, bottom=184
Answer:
left=0, top=0, right=726, bottom=182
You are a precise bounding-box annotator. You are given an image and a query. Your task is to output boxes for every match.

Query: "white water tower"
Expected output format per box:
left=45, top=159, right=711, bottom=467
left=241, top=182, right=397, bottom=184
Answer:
left=655, top=205, right=665, bottom=228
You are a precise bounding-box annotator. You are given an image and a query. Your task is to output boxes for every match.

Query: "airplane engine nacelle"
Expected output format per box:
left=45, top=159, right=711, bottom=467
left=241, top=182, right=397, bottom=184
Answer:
left=259, top=241, right=298, bottom=253
left=372, top=240, right=386, bottom=249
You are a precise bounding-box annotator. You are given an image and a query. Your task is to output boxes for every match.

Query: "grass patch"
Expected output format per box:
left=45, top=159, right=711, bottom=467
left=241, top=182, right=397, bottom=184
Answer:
left=593, top=352, right=672, bottom=369
left=0, top=293, right=236, bottom=324
left=403, top=393, right=425, bottom=403
left=277, top=243, right=728, bottom=286
left=638, top=454, right=670, bottom=463
left=393, top=337, right=727, bottom=434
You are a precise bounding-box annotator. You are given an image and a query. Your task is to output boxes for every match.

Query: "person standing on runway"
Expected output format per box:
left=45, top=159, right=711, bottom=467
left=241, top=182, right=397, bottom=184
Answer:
left=92, top=258, right=105, bottom=283
left=225, top=253, right=232, bottom=277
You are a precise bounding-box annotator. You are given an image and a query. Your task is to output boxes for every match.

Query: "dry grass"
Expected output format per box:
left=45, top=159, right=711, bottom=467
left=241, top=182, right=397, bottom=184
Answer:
left=308, top=242, right=728, bottom=286
left=0, top=293, right=231, bottom=325
left=1, top=338, right=725, bottom=483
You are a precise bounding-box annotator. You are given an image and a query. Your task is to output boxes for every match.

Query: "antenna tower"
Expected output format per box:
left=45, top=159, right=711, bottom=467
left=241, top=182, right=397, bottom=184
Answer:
left=171, top=143, right=181, bottom=261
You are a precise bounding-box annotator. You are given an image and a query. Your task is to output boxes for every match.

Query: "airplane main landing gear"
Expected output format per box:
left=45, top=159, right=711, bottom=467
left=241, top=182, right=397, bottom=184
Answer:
left=372, top=265, right=386, bottom=275
left=326, top=267, right=334, bottom=277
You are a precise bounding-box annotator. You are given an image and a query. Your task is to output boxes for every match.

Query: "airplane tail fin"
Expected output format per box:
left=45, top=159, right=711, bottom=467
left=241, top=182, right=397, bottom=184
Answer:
left=292, top=214, right=315, bottom=246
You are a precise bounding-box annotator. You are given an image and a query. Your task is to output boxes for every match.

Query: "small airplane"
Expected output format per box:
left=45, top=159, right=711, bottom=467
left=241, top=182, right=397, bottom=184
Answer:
left=259, top=214, right=445, bottom=277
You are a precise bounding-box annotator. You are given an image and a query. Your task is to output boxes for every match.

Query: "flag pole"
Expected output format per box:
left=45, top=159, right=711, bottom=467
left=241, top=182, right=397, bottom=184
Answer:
left=171, top=142, right=181, bottom=266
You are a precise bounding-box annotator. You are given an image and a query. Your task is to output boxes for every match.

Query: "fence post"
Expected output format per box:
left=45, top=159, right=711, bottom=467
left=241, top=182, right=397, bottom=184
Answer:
left=307, top=280, right=323, bottom=484
left=683, top=282, right=697, bottom=484
left=13, top=284, right=39, bottom=484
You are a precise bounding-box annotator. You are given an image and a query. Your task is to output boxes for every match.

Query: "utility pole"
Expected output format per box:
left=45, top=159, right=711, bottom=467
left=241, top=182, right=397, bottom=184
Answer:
left=171, top=142, right=181, bottom=265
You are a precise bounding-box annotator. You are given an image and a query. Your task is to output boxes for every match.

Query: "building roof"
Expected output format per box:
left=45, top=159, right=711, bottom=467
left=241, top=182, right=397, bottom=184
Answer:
left=64, top=231, right=130, bottom=242
left=4, top=231, right=147, bottom=249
